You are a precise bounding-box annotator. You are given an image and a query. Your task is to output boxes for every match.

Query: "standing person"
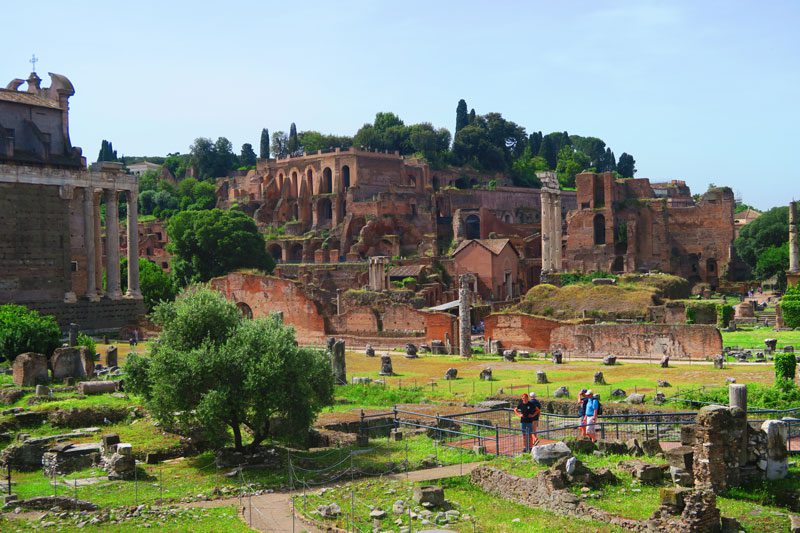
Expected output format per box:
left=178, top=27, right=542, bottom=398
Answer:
left=577, top=389, right=589, bottom=437
left=584, top=391, right=600, bottom=442
left=528, top=392, right=542, bottom=446
left=514, top=393, right=540, bottom=452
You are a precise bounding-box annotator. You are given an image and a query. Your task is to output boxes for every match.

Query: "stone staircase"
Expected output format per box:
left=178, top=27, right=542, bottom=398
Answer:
left=755, top=308, right=777, bottom=327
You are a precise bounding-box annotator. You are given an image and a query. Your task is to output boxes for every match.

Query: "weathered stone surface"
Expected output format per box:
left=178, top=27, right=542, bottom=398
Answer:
left=565, top=438, right=596, bottom=455
left=593, top=371, right=605, bottom=384
left=379, top=355, right=393, bottom=376
left=365, top=344, right=375, bottom=357
left=653, top=391, right=667, bottom=404
left=405, top=343, right=418, bottom=358
left=51, top=347, right=94, bottom=381
left=317, top=503, right=341, bottom=517
left=329, top=339, right=346, bottom=385
left=666, top=445, right=694, bottom=470
left=42, top=443, right=101, bottom=476
left=536, top=371, right=548, bottom=384
left=444, top=368, right=457, bottom=380
left=641, top=438, right=662, bottom=456
left=16, top=496, right=97, bottom=511
left=626, top=393, right=645, bottom=404
left=660, top=356, right=670, bottom=368
left=657, top=380, right=671, bottom=387
left=693, top=405, right=744, bottom=493
left=680, top=425, right=695, bottom=446
left=761, top=420, right=788, bottom=480
left=596, top=439, right=628, bottom=455
left=531, top=442, right=571, bottom=465
left=619, top=460, right=666, bottom=484
left=479, top=367, right=493, bottom=381
left=502, top=349, right=516, bottom=362
left=553, top=386, right=569, bottom=398
left=77, top=381, right=118, bottom=395
left=413, top=485, right=445, bottom=508
left=764, top=338, right=778, bottom=351
left=35, top=384, right=51, bottom=397
left=551, top=350, right=563, bottom=364
left=712, top=355, right=724, bottom=369
left=602, top=355, right=616, bottom=365
left=12, top=353, right=48, bottom=387
left=610, top=388, right=626, bottom=398
left=351, top=376, right=372, bottom=384
left=625, top=438, right=644, bottom=457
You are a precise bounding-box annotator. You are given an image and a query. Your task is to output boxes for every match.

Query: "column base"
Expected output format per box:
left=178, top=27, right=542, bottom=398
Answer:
left=86, top=292, right=101, bottom=303
left=125, top=289, right=143, bottom=300
left=107, top=289, right=123, bottom=300
left=63, top=292, right=77, bottom=304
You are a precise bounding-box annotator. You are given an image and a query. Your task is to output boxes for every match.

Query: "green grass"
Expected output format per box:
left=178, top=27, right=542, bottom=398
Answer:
left=722, top=326, right=800, bottom=350
left=0, top=505, right=251, bottom=532
left=296, top=476, right=625, bottom=532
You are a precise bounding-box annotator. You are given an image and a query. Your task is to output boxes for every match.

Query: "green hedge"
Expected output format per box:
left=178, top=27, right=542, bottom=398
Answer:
left=775, top=352, right=797, bottom=382
left=782, top=285, right=800, bottom=329
left=716, top=304, right=734, bottom=328
left=685, top=301, right=717, bottom=325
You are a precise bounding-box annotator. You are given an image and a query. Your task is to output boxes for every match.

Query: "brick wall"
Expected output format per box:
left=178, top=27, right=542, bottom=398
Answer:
left=0, top=183, right=71, bottom=302
left=550, top=323, right=722, bottom=359
left=484, top=313, right=562, bottom=351
left=22, top=298, right=145, bottom=332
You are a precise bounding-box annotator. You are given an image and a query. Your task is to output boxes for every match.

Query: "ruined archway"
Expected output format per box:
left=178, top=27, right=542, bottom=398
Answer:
left=342, top=165, right=350, bottom=190
left=465, top=214, right=481, bottom=240
left=593, top=214, right=606, bottom=245
left=236, top=302, right=253, bottom=319
left=317, top=198, right=332, bottom=223
left=267, top=243, right=283, bottom=263
left=321, top=167, right=333, bottom=194
left=288, top=243, right=303, bottom=263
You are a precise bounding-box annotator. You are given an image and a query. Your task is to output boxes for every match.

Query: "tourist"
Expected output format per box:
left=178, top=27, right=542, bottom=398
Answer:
left=577, top=388, right=589, bottom=437
left=514, top=392, right=541, bottom=452
left=584, top=391, right=600, bottom=442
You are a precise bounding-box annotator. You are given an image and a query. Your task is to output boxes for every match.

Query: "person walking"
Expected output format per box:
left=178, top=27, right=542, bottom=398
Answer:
left=514, top=392, right=541, bottom=452
left=584, top=391, right=601, bottom=442
left=577, top=389, right=589, bottom=437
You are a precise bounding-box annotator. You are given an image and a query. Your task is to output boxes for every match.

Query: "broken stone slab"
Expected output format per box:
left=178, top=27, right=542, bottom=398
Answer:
left=317, top=503, right=342, bottom=517
left=351, top=377, right=372, bottom=384
left=553, top=386, right=569, bottom=398
left=712, top=355, right=725, bottom=369
left=35, top=385, right=51, bottom=397
left=531, top=441, right=571, bottom=465
left=536, top=371, right=548, bottom=384
left=641, top=438, right=662, bottom=456
left=618, top=460, right=666, bottom=484
left=659, top=356, right=669, bottom=368
left=105, top=346, right=118, bottom=368
left=625, top=438, right=644, bottom=457
left=602, top=355, right=617, bottom=365
left=12, top=353, right=49, bottom=387
left=502, top=349, right=516, bottom=362
left=365, top=344, right=375, bottom=357
left=379, top=356, right=394, bottom=376
left=413, top=485, right=445, bottom=507
left=596, top=439, right=628, bottom=455
left=593, top=371, right=605, bottom=385
left=653, top=392, right=667, bottom=404
left=626, top=393, right=645, bottom=404
left=657, top=380, right=670, bottom=387
left=479, top=368, right=493, bottom=381
left=476, top=400, right=509, bottom=409
left=665, top=445, right=694, bottom=470
left=764, top=338, right=778, bottom=351
left=77, top=381, right=118, bottom=395
left=405, top=343, right=418, bottom=358
left=551, top=350, right=563, bottom=364
left=444, top=368, right=457, bottom=380
left=51, top=346, right=94, bottom=380
left=610, top=388, right=626, bottom=398
left=762, top=420, right=788, bottom=480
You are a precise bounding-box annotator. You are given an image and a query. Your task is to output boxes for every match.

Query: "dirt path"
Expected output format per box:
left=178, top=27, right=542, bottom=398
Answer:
left=181, top=462, right=485, bottom=532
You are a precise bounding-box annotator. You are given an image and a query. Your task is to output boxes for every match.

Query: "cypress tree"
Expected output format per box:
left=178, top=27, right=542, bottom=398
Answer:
left=259, top=128, right=270, bottom=159
left=98, top=140, right=108, bottom=162
left=455, top=99, right=468, bottom=134
left=538, top=136, right=558, bottom=169
left=468, top=108, right=476, bottom=124
left=288, top=123, right=299, bottom=155
left=529, top=131, right=542, bottom=156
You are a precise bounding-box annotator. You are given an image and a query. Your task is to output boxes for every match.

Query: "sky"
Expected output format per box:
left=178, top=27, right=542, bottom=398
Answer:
left=3, top=0, right=798, bottom=210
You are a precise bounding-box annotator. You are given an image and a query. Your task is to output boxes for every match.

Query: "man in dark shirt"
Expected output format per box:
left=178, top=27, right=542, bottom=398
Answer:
left=514, top=392, right=542, bottom=452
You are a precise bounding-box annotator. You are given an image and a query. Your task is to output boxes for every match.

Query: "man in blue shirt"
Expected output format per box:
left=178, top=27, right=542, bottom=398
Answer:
left=584, top=391, right=600, bottom=442
left=514, top=392, right=541, bottom=452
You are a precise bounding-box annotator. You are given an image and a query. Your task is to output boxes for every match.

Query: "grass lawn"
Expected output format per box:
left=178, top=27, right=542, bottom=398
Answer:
left=0, top=505, right=250, bottom=532
left=721, top=326, right=800, bottom=350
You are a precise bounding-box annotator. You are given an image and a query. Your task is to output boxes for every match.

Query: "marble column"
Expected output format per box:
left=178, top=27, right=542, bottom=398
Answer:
left=553, top=194, right=563, bottom=271
left=458, top=274, right=472, bottom=358
left=105, top=190, right=122, bottom=299
left=93, top=192, right=103, bottom=296
left=790, top=201, right=799, bottom=273
left=125, top=190, right=142, bottom=299
left=83, top=188, right=99, bottom=301
left=540, top=192, right=551, bottom=272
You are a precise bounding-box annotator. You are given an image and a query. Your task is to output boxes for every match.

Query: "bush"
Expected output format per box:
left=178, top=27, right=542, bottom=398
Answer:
left=781, top=285, right=800, bottom=329
left=716, top=304, right=734, bottom=328
left=76, top=333, right=96, bottom=357
left=559, top=271, right=616, bottom=286
left=676, top=381, right=800, bottom=410
left=775, top=352, right=797, bottom=382
left=0, top=305, right=61, bottom=362
left=685, top=302, right=717, bottom=324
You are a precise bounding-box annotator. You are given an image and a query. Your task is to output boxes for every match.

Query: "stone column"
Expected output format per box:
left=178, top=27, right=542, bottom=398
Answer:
left=83, top=188, right=99, bottom=301
left=789, top=201, right=799, bottom=273
left=459, top=274, right=472, bottom=358
left=552, top=193, right=563, bottom=271
left=105, top=190, right=122, bottom=299
left=125, top=190, right=142, bottom=299
left=93, top=192, right=103, bottom=296
left=540, top=191, right=551, bottom=272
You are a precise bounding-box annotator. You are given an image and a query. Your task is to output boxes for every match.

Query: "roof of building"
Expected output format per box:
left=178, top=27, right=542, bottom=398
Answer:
left=427, top=299, right=460, bottom=312
left=388, top=264, right=426, bottom=278
left=452, top=238, right=513, bottom=257
left=0, top=88, right=61, bottom=110
left=734, top=208, right=761, bottom=224
left=128, top=161, right=161, bottom=169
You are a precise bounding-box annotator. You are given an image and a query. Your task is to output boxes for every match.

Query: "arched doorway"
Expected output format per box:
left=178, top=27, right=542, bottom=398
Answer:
left=432, top=176, right=440, bottom=191
left=465, top=214, right=481, bottom=240
left=317, top=198, right=332, bottom=223
left=342, top=165, right=350, bottom=190
left=321, top=167, right=333, bottom=193
left=267, top=243, right=283, bottom=263
left=593, top=214, right=606, bottom=245
left=289, top=243, right=303, bottom=263
left=236, top=302, right=253, bottom=319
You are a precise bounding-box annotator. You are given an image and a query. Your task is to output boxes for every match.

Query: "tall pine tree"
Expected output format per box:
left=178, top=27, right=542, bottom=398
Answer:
left=468, top=108, right=476, bottom=125
left=455, top=99, right=468, bottom=134
left=617, top=153, right=636, bottom=178
left=288, top=123, right=299, bottom=155
left=259, top=128, right=270, bottom=159
left=529, top=131, right=542, bottom=156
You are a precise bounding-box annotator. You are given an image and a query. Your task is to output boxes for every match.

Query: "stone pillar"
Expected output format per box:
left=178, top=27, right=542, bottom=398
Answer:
left=693, top=405, right=741, bottom=493
left=458, top=274, right=472, bottom=358
left=93, top=193, right=103, bottom=296
left=125, top=190, right=142, bottom=299
left=790, top=201, right=799, bottom=273
left=761, top=420, right=788, bottom=480
left=105, top=190, right=122, bottom=299
left=83, top=188, right=99, bottom=301
left=540, top=191, right=551, bottom=272
left=368, top=256, right=389, bottom=291
left=552, top=194, right=562, bottom=271
left=330, top=339, right=347, bottom=385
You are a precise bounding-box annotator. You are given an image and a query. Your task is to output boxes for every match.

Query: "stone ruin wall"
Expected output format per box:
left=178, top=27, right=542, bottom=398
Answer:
left=550, top=323, right=722, bottom=359
left=483, top=313, right=562, bottom=351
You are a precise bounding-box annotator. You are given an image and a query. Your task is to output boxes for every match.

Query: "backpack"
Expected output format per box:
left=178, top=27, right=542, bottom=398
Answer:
left=595, top=400, right=603, bottom=416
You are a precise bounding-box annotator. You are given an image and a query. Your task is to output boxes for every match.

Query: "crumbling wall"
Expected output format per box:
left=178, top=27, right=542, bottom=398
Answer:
left=484, top=313, right=561, bottom=351
left=550, top=324, right=721, bottom=359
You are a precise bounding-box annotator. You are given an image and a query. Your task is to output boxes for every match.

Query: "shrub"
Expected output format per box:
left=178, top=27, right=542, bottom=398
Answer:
left=0, top=305, right=61, bottom=362
left=716, top=304, right=734, bottom=328
left=781, top=285, right=800, bottom=329
left=76, top=333, right=96, bottom=357
left=775, top=352, right=797, bottom=382
left=685, top=302, right=717, bottom=325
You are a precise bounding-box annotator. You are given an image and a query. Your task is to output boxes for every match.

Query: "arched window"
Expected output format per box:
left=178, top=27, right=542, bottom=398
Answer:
left=593, top=214, right=606, bottom=245
left=236, top=302, right=253, bottom=319
left=322, top=167, right=333, bottom=194
left=342, top=165, right=350, bottom=190
left=432, top=176, right=440, bottom=191
left=465, top=214, right=481, bottom=240
left=267, top=243, right=283, bottom=263
left=318, top=198, right=332, bottom=221
left=706, top=258, right=717, bottom=274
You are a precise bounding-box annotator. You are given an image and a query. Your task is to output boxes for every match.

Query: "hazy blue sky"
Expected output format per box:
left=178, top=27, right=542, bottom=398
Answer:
left=3, top=1, right=797, bottom=209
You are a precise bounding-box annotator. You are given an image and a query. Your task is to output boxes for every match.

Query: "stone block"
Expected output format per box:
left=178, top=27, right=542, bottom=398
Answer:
left=660, top=356, right=669, bottom=368
left=666, top=445, right=694, bottom=470
left=596, top=439, right=628, bottom=455
left=413, top=485, right=445, bottom=508
left=536, top=371, right=548, bottom=384
left=641, top=438, right=662, bottom=456
left=551, top=350, right=563, bottom=364
left=593, top=371, right=605, bottom=384
left=610, top=388, right=626, bottom=398
left=680, top=425, right=695, bottom=445
left=105, top=346, right=118, bottom=368
left=626, top=393, right=645, bottom=404
left=502, top=349, right=516, bottom=362
left=602, top=355, right=616, bottom=365
left=77, top=381, right=118, bottom=395
left=390, top=429, right=403, bottom=441
left=51, top=347, right=94, bottom=381
left=553, top=386, right=569, bottom=398
left=379, top=356, right=393, bottom=376
left=35, top=385, right=50, bottom=397
left=531, top=441, right=571, bottom=465
left=479, top=368, right=493, bottom=381
left=619, top=460, right=665, bottom=484
left=761, top=419, right=788, bottom=480
left=405, top=343, right=418, bottom=358
left=444, top=368, right=457, bottom=380
left=12, top=353, right=48, bottom=387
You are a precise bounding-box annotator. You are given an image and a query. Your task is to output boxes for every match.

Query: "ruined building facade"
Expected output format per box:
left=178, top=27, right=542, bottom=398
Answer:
left=0, top=71, right=144, bottom=329
left=566, top=172, right=736, bottom=287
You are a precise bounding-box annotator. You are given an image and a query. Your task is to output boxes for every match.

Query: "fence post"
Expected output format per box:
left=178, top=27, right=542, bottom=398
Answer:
left=393, top=405, right=399, bottom=431
left=495, top=425, right=500, bottom=457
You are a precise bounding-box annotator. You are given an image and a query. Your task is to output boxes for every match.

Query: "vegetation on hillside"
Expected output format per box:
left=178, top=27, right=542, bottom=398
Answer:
left=514, top=282, right=659, bottom=320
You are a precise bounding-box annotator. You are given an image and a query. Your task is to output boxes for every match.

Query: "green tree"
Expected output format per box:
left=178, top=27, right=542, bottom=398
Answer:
left=120, top=258, right=177, bottom=311
left=168, top=209, right=274, bottom=285
left=617, top=152, right=636, bottom=178
left=735, top=206, right=788, bottom=272
left=754, top=242, right=788, bottom=287
left=97, top=140, right=118, bottom=162
left=510, top=146, right=546, bottom=188
left=455, top=99, right=468, bottom=135
left=528, top=131, right=542, bottom=157
left=538, top=134, right=558, bottom=169
left=138, top=169, right=159, bottom=193
left=212, top=137, right=236, bottom=177
left=189, top=137, right=216, bottom=179
left=240, top=143, right=257, bottom=168
left=139, top=190, right=157, bottom=215
left=408, top=123, right=451, bottom=162
left=297, top=131, right=353, bottom=153
left=555, top=146, right=592, bottom=188
left=288, top=123, right=300, bottom=155
left=271, top=131, right=289, bottom=158
left=163, top=152, right=190, bottom=180
left=126, top=287, right=333, bottom=450
left=0, top=304, right=61, bottom=362
left=259, top=128, right=270, bottom=159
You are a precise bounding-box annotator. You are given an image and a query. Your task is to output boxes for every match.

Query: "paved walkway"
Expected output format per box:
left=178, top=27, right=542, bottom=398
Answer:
left=184, top=462, right=485, bottom=532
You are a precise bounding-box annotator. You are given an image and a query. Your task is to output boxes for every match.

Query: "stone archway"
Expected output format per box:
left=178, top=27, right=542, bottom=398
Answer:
left=267, top=243, right=283, bottom=263
left=593, top=214, right=606, bottom=245
left=236, top=302, right=253, bottom=319
left=465, top=214, right=481, bottom=240
left=321, top=167, right=333, bottom=194
left=288, top=243, right=303, bottom=263
left=342, top=165, right=350, bottom=190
